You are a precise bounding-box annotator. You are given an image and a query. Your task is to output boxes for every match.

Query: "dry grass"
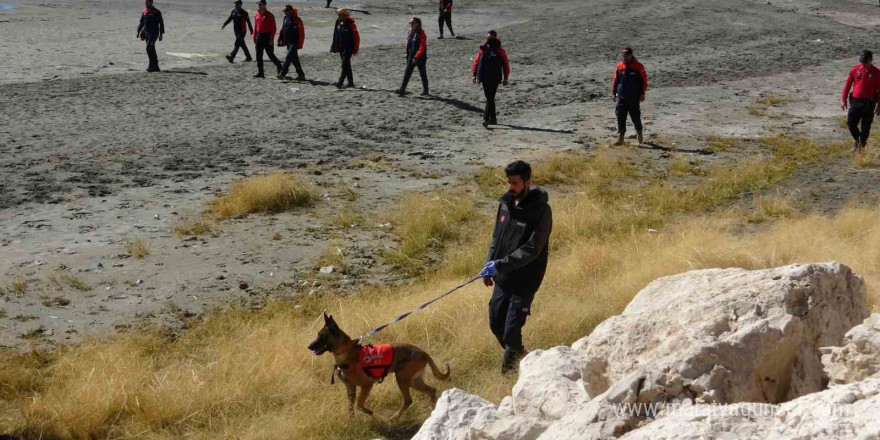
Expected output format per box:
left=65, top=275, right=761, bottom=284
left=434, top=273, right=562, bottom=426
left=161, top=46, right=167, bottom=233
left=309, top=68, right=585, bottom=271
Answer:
left=47, top=270, right=91, bottom=292
left=173, top=215, right=215, bottom=238
left=854, top=152, right=879, bottom=169
left=383, top=190, right=480, bottom=275
left=749, top=94, right=794, bottom=117
left=1, top=141, right=874, bottom=440
left=2, top=275, right=29, bottom=297
left=743, top=194, right=798, bottom=224
left=125, top=237, right=150, bottom=259
left=316, top=243, right=347, bottom=273
left=331, top=207, right=364, bottom=229
left=706, top=136, right=739, bottom=152
left=210, top=173, right=314, bottom=220
left=668, top=156, right=704, bottom=176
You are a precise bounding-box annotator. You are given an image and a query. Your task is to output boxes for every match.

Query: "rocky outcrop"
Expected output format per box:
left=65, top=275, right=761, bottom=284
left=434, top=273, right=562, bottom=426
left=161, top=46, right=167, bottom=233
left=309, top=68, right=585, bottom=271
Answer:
left=574, top=263, right=867, bottom=404
left=411, top=263, right=873, bottom=440
left=511, top=346, right=590, bottom=421
left=822, top=314, right=880, bottom=385
left=619, top=378, right=880, bottom=440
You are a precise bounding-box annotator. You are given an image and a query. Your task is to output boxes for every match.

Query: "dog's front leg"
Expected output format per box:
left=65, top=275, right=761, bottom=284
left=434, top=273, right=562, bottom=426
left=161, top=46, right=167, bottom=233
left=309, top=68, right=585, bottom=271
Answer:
left=356, top=382, right=374, bottom=416
left=345, top=382, right=357, bottom=413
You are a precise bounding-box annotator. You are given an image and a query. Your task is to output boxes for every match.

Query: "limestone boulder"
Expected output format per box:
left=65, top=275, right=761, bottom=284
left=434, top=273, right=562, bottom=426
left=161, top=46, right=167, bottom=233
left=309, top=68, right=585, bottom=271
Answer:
left=576, top=262, right=868, bottom=404
left=619, top=378, right=880, bottom=440
left=511, top=346, right=590, bottom=420
left=822, top=313, right=880, bottom=385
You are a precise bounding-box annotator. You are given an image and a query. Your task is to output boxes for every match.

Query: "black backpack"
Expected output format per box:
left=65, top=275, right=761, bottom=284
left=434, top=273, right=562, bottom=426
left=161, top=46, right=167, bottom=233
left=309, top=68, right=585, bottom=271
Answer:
left=477, top=46, right=503, bottom=83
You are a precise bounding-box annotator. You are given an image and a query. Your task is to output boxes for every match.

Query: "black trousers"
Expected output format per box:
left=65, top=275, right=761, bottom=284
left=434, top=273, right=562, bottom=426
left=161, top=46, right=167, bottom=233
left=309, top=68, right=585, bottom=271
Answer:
left=848, top=97, right=876, bottom=144
left=145, top=34, right=159, bottom=70
left=338, top=51, right=354, bottom=86
left=255, top=33, right=281, bottom=75
left=280, top=44, right=305, bottom=78
left=230, top=32, right=251, bottom=60
left=438, top=11, right=453, bottom=36
left=616, top=97, right=642, bottom=134
left=400, top=57, right=428, bottom=93
left=488, top=284, right=533, bottom=354
left=482, top=80, right=500, bottom=123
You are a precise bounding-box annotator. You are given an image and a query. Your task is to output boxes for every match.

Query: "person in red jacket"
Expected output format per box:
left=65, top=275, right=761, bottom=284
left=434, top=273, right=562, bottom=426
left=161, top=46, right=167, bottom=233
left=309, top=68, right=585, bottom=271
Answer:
left=611, top=47, right=648, bottom=145
left=472, top=31, right=510, bottom=127
left=252, top=0, right=282, bottom=78
left=396, top=17, right=429, bottom=96
left=842, top=50, right=880, bottom=154
left=330, top=9, right=360, bottom=88
left=136, top=0, right=165, bottom=72
left=277, top=5, right=305, bottom=81
left=438, top=0, right=454, bottom=39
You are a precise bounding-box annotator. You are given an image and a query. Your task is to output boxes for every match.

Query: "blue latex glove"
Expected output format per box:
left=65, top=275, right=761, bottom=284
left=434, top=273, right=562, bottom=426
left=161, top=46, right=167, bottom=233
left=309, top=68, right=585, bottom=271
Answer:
left=480, top=261, right=498, bottom=278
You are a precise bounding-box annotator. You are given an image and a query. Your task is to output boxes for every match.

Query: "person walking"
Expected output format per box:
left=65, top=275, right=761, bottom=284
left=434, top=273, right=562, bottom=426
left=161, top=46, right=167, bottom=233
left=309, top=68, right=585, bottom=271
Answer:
left=438, top=0, right=454, bottom=39
left=136, top=0, right=165, bottom=72
left=252, top=0, right=282, bottom=78
left=842, top=50, right=880, bottom=154
left=479, top=160, right=552, bottom=374
left=277, top=5, right=306, bottom=81
left=472, top=30, right=510, bottom=127
left=612, top=47, right=648, bottom=145
left=330, top=8, right=360, bottom=89
left=222, top=0, right=253, bottom=63
left=396, top=17, right=428, bottom=96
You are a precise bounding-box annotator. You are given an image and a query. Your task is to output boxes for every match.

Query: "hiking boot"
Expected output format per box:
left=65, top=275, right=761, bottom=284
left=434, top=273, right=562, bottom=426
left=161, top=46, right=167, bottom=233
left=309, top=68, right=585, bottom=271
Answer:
left=295, top=74, right=306, bottom=81
left=501, top=348, right=527, bottom=374
left=243, top=57, right=253, bottom=62
left=253, top=72, right=265, bottom=78
left=615, top=134, right=625, bottom=146
left=637, top=131, right=644, bottom=145
left=334, top=82, right=343, bottom=89
left=421, top=90, right=430, bottom=96
left=278, top=74, right=293, bottom=81
left=395, top=88, right=405, bottom=96
left=482, top=120, right=490, bottom=128
left=852, top=140, right=861, bottom=153
left=225, top=55, right=234, bottom=63
left=344, top=83, right=355, bottom=89
left=438, top=35, right=444, bottom=40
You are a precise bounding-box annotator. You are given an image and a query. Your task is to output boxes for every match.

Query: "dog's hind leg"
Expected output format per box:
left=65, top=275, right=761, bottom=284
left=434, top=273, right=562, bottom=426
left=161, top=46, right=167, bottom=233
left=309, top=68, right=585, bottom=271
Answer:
left=411, top=372, right=438, bottom=406
left=356, top=383, right=375, bottom=416
left=391, top=374, right=414, bottom=420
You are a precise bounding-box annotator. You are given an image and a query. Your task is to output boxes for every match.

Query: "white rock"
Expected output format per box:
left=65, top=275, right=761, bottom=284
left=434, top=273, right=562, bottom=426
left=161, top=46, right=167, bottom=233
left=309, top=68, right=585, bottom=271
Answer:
left=577, top=263, right=867, bottom=404
left=823, top=313, right=880, bottom=385
left=619, top=378, right=880, bottom=440
left=411, top=388, right=498, bottom=440
left=512, top=346, right=590, bottom=420
left=319, top=266, right=335, bottom=274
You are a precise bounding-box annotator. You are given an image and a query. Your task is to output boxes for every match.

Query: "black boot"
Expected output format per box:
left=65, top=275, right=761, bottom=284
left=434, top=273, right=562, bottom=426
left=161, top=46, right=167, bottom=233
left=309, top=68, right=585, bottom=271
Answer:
left=501, top=347, right=527, bottom=374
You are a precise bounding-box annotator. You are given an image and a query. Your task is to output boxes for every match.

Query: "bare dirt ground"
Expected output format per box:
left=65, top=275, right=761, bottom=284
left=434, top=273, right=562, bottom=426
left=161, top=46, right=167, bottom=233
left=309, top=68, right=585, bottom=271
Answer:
left=2, top=0, right=880, bottom=349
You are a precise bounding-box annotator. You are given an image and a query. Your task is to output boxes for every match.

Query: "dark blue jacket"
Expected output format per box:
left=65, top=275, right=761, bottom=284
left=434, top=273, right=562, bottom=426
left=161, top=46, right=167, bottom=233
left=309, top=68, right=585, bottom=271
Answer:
left=137, top=6, right=165, bottom=37
left=612, top=59, right=648, bottom=99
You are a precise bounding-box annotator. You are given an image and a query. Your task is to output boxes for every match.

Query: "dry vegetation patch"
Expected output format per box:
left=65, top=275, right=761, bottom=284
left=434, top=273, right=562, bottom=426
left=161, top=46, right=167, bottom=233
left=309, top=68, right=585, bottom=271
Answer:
left=210, top=173, right=314, bottom=220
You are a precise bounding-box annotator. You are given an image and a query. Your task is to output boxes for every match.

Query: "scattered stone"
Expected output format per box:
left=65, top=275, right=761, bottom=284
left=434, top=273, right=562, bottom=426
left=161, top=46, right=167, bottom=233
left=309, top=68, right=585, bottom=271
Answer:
left=319, top=266, right=335, bottom=274
left=136, top=279, right=143, bottom=285
left=239, top=282, right=249, bottom=290
left=822, top=313, right=880, bottom=385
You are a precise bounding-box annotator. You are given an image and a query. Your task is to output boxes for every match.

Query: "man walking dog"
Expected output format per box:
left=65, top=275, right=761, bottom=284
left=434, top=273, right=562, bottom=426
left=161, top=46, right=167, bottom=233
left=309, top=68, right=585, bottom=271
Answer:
left=612, top=47, right=648, bottom=145
left=842, top=50, right=880, bottom=154
left=480, top=160, right=552, bottom=374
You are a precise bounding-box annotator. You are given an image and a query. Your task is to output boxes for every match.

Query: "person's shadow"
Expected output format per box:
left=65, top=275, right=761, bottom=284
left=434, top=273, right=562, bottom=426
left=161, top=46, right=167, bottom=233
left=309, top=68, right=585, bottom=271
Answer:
left=488, top=124, right=575, bottom=134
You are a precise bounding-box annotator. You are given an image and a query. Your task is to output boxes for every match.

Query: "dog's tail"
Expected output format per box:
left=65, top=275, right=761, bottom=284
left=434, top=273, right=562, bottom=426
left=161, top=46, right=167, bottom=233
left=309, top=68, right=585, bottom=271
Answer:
left=427, top=355, right=450, bottom=381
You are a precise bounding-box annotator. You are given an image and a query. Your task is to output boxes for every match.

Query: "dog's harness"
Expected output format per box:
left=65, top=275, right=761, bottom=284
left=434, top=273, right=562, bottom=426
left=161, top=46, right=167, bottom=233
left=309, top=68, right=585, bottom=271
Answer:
left=331, top=343, right=395, bottom=385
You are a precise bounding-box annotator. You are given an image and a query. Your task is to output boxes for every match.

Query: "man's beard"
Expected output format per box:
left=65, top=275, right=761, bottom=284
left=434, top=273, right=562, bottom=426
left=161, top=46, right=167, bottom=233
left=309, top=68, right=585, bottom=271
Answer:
left=508, top=188, right=526, bottom=200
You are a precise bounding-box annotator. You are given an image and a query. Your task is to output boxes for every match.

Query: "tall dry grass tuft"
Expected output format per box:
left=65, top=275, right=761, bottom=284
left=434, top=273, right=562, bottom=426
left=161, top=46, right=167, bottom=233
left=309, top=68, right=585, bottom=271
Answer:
left=125, top=237, right=150, bottom=259
left=210, top=173, right=314, bottom=220
left=383, top=190, right=480, bottom=275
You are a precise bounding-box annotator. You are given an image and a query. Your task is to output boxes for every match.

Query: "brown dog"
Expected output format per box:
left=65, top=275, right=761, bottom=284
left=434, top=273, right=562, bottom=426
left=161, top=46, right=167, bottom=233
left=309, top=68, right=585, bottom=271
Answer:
left=308, top=312, right=450, bottom=418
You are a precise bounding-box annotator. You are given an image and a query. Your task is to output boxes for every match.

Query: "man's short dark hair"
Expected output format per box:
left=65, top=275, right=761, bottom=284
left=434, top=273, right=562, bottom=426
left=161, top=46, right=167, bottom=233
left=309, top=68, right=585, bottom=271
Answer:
left=860, top=50, right=873, bottom=62
left=505, top=160, right=532, bottom=181
left=488, top=30, right=498, bottom=37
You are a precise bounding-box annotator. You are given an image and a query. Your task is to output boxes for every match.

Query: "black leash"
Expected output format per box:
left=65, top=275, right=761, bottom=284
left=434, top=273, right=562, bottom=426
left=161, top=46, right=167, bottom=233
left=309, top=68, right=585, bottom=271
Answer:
left=353, top=275, right=482, bottom=343
left=330, top=274, right=483, bottom=385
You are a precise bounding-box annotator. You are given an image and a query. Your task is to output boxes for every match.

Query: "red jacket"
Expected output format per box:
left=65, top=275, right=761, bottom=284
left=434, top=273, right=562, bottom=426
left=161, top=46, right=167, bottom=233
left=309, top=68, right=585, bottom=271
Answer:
left=439, top=0, right=452, bottom=13
left=471, top=39, right=510, bottom=78
left=406, top=29, right=427, bottom=60
left=611, top=59, right=648, bottom=98
left=253, top=9, right=277, bottom=42
left=842, top=64, right=880, bottom=104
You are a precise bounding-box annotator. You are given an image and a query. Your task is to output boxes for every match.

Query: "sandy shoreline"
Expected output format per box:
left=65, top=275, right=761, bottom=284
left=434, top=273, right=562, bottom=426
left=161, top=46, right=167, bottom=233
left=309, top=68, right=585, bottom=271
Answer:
left=3, top=0, right=880, bottom=349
